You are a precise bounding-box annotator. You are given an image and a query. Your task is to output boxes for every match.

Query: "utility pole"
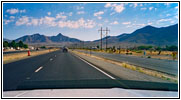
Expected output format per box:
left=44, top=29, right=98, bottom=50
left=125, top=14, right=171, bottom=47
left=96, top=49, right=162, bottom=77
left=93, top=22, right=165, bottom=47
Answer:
left=98, top=27, right=103, bottom=50
left=98, top=27, right=110, bottom=51
left=105, top=27, right=110, bottom=51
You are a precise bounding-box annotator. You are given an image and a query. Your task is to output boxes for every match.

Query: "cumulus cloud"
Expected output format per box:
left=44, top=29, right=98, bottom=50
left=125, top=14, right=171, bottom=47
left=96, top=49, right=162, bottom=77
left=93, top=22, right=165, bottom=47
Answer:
left=133, top=3, right=138, bottom=8
left=175, top=6, right=178, bottom=9
left=15, top=16, right=29, bottom=26
left=149, top=7, right=154, bottom=10
left=122, top=22, right=131, bottom=25
left=6, top=8, right=26, bottom=14
left=15, top=15, right=96, bottom=29
left=94, top=11, right=104, bottom=19
left=68, top=12, right=73, bottom=16
left=56, top=12, right=67, bottom=20
left=57, top=18, right=96, bottom=29
left=94, top=11, right=104, bottom=16
left=141, top=8, right=147, bottom=10
left=158, top=18, right=172, bottom=22
left=47, top=12, right=51, bottom=16
left=77, top=11, right=85, bottom=14
left=105, top=3, right=125, bottom=13
left=110, top=21, right=119, bottom=25
left=10, top=16, right=15, bottom=19
left=76, top=6, right=84, bottom=10
left=105, top=3, right=112, bottom=8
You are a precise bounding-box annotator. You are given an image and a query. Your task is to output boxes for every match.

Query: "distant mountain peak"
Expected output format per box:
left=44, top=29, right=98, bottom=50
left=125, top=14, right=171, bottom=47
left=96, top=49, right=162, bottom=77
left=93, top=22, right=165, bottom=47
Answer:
left=33, top=33, right=41, bottom=35
left=57, top=33, right=63, bottom=36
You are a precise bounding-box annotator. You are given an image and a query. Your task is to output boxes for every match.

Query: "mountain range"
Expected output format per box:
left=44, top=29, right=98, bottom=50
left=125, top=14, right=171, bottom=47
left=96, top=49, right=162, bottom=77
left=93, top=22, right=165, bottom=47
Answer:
left=3, top=24, right=178, bottom=46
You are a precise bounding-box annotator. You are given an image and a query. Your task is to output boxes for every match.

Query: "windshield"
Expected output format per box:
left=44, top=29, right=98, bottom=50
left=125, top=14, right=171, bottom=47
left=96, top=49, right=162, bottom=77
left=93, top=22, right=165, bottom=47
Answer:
left=2, top=2, right=179, bottom=97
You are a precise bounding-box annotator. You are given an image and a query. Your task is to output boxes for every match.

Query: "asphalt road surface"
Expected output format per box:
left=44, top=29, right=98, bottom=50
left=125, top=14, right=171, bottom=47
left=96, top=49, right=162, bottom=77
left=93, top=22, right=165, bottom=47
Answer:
left=3, top=50, right=110, bottom=91
left=76, top=50, right=178, bottom=76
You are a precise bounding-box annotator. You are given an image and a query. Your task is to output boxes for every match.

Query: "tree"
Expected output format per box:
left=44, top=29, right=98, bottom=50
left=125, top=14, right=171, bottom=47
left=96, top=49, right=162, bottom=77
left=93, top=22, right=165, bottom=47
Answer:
left=3, top=41, right=9, bottom=47
left=10, top=40, right=17, bottom=48
left=23, top=44, right=28, bottom=49
left=18, top=41, right=24, bottom=48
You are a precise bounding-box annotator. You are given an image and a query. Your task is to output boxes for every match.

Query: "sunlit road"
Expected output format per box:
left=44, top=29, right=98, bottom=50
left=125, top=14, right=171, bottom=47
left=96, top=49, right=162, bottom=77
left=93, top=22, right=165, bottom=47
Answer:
left=77, top=50, right=178, bottom=76
left=3, top=50, right=110, bottom=91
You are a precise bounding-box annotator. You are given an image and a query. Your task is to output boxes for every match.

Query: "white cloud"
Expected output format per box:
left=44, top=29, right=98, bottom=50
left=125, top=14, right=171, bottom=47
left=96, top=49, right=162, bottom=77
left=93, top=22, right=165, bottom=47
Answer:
left=58, top=18, right=96, bottom=29
left=10, top=16, right=15, bottom=19
left=175, top=6, right=178, bottom=9
left=104, top=3, right=125, bottom=13
left=15, top=15, right=96, bottom=29
left=147, top=22, right=152, bottom=25
left=133, top=3, right=138, bottom=8
left=16, top=16, right=29, bottom=26
left=166, top=14, right=171, bottom=16
left=77, top=11, right=85, bottom=14
left=141, top=8, right=147, bottom=10
left=68, top=12, right=73, bottom=16
left=28, top=18, right=39, bottom=26
left=6, top=8, right=26, bottom=14
left=112, top=4, right=125, bottom=13
left=76, top=6, right=84, bottom=10
left=40, top=16, right=57, bottom=26
left=6, top=9, right=19, bottom=14
left=170, top=21, right=175, bottom=23
left=149, top=7, right=154, bottom=10
left=158, top=18, right=172, bottom=23
left=56, top=12, right=67, bottom=20
left=94, top=11, right=104, bottom=19
left=20, top=9, right=26, bottom=13
left=94, top=11, right=104, bottom=16
left=105, top=3, right=112, bottom=8
left=47, top=12, right=51, bottom=16
left=110, top=21, right=119, bottom=25
left=122, top=22, right=131, bottom=25
left=164, top=3, right=170, bottom=7
left=4, top=19, right=14, bottom=25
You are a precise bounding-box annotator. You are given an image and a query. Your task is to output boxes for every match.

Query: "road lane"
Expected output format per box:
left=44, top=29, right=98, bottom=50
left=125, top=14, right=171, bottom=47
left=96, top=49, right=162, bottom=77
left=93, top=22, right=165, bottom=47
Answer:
left=27, top=51, right=110, bottom=81
left=3, top=50, right=60, bottom=91
left=76, top=50, right=178, bottom=76
left=3, top=50, right=111, bottom=91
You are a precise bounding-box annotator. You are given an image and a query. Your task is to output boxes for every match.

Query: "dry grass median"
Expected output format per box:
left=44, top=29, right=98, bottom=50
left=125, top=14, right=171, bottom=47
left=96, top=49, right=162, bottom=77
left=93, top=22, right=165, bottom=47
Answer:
left=3, top=49, right=58, bottom=64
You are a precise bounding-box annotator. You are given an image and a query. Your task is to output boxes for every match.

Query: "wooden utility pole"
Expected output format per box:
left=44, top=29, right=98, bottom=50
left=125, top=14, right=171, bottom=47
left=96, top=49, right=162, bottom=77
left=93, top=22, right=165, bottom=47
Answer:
left=98, top=27, right=110, bottom=51
left=105, top=27, right=110, bottom=51
left=98, top=27, right=103, bottom=50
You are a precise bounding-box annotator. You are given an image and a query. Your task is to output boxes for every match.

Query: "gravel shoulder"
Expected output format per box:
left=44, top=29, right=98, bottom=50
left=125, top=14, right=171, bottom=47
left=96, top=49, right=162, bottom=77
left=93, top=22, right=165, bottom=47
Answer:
left=70, top=50, right=170, bottom=83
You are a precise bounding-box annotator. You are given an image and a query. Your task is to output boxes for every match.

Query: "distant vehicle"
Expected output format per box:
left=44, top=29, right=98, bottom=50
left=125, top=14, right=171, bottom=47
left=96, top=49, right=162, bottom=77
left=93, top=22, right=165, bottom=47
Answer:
left=62, top=47, right=68, bottom=53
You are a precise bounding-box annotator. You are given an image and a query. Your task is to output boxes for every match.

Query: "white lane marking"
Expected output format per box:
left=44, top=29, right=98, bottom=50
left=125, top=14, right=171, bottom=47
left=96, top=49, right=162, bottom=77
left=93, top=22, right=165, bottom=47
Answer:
left=55, top=55, right=56, bottom=57
left=50, top=58, right=53, bottom=61
left=74, top=54, right=115, bottom=80
left=35, top=66, right=43, bottom=73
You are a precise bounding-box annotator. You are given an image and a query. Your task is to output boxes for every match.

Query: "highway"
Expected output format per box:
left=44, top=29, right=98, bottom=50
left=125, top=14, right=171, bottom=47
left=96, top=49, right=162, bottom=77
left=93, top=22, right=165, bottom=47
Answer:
left=76, top=50, right=178, bottom=76
left=3, top=50, right=111, bottom=91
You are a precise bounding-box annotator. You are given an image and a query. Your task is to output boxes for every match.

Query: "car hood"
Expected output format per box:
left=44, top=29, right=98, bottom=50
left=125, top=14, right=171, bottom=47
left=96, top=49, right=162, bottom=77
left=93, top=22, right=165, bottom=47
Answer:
left=3, top=88, right=178, bottom=97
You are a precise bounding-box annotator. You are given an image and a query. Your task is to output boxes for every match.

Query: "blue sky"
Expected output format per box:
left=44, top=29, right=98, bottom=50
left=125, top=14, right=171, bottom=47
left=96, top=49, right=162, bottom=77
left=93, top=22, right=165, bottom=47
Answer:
left=3, top=3, right=178, bottom=41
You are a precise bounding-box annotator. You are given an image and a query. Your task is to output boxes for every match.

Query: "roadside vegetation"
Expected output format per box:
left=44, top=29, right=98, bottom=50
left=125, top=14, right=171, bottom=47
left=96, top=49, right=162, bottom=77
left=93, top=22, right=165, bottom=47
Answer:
left=3, top=40, right=28, bottom=50
left=70, top=45, right=178, bottom=60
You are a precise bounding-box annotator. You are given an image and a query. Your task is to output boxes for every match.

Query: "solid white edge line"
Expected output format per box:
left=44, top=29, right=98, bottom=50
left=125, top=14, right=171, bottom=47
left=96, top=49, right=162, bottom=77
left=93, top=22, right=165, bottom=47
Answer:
left=35, top=66, right=43, bottom=73
left=73, top=53, right=115, bottom=80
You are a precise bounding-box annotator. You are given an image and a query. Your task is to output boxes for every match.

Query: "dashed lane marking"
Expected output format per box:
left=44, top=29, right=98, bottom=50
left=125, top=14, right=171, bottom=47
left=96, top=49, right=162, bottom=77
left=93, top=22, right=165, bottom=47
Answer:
left=35, top=66, right=43, bottom=72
